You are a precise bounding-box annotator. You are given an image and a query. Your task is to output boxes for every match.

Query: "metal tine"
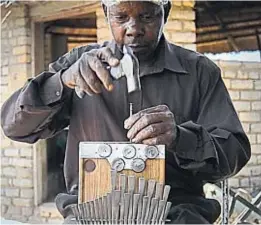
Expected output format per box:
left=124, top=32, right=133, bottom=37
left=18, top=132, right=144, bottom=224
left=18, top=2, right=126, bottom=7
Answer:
left=112, top=190, right=121, bottom=224
left=147, top=180, right=156, bottom=197
left=107, top=193, right=112, bottom=224
left=127, top=176, right=136, bottom=224
left=155, top=183, right=164, bottom=200
left=79, top=204, right=85, bottom=225
left=123, top=193, right=131, bottom=224
left=156, top=185, right=171, bottom=225
left=138, top=177, right=146, bottom=196
left=82, top=203, right=88, bottom=225
left=94, top=199, right=100, bottom=224
left=71, top=204, right=80, bottom=225
left=156, top=200, right=165, bottom=224
left=146, top=198, right=158, bottom=224
left=151, top=200, right=158, bottom=225
left=102, top=196, right=108, bottom=224
left=86, top=202, right=91, bottom=224
left=82, top=202, right=88, bottom=224
left=90, top=201, right=96, bottom=224
left=98, top=197, right=103, bottom=224
left=137, top=177, right=146, bottom=223
left=119, top=174, right=126, bottom=223
left=132, top=193, right=140, bottom=224
left=141, top=196, right=149, bottom=224
left=111, top=170, right=117, bottom=191
left=145, top=180, right=156, bottom=223
left=78, top=204, right=84, bottom=224
left=152, top=183, right=163, bottom=225
left=162, top=185, right=171, bottom=201
left=160, top=202, right=172, bottom=224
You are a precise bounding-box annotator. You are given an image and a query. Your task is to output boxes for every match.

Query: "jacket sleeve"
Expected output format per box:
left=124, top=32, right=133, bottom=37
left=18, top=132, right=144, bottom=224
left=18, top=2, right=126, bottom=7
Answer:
left=173, top=57, right=251, bottom=183
left=1, top=47, right=81, bottom=143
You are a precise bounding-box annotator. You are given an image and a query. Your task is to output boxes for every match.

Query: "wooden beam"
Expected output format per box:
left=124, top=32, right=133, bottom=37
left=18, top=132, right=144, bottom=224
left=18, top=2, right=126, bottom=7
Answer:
left=196, top=33, right=261, bottom=45
left=197, top=35, right=259, bottom=53
left=67, top=40, right=97, bottom=43
left=47, top=26, right=97, bottom=36
left=197, top=24, right=261, bottom=38
left=197, top=19, right=261, bottom=34
left=30, top=1, right=100, bottom=22
left=67, top=37, right=97, bottom=42
left=31, top=22, right=48, bottom=206
left=68, top=36, right=97, bottom=41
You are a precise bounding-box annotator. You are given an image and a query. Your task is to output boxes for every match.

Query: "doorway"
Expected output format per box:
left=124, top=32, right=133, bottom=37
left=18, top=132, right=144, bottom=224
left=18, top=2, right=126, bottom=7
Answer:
left=44, top=15, right=97, bottom=201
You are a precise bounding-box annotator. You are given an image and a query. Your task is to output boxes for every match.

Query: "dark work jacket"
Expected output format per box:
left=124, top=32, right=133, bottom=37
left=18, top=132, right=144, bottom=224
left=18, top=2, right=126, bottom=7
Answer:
left=1, top=37, right=251, bottom=223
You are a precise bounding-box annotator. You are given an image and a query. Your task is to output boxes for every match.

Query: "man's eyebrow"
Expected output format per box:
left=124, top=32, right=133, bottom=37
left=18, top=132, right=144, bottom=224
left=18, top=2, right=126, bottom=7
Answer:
left=108, top=8, right=127, bottom=15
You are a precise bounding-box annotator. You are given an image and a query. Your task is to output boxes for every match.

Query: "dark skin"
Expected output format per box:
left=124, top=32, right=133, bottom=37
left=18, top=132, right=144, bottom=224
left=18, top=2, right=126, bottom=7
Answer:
left=61, top=1, right=177, bottom=147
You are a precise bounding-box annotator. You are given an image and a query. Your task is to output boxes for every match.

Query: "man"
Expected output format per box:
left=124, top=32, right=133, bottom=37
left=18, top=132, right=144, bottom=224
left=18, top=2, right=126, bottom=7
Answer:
left=1, top=0, right=251, bottom=224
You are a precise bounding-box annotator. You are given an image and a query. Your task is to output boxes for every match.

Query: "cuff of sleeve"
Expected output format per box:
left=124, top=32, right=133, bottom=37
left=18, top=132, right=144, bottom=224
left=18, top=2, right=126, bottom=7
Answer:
left=174, top=125, right=198, bottom=160
left=41, top=70, right=73, bottom=105
left=174, top=122, right=218, bottom=162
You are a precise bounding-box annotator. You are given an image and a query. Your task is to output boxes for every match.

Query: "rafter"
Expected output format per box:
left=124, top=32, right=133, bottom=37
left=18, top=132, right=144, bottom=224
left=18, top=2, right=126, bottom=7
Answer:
left=203, top=1, right=239, bottom=52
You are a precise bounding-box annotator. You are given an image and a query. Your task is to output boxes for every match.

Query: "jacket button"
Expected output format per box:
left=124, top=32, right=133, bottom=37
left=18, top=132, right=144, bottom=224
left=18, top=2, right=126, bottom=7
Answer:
left=55, top=91, right=60, bottom=96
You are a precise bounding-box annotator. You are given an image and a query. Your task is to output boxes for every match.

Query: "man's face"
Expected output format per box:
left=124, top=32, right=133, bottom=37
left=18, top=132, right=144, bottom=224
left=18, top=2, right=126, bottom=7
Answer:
left=106, top=1, right=165, bottom=60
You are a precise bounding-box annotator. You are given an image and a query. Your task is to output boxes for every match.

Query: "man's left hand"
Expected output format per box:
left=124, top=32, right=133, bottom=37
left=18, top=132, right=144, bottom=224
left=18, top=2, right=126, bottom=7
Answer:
left=124, top=105, right=177, bottom=147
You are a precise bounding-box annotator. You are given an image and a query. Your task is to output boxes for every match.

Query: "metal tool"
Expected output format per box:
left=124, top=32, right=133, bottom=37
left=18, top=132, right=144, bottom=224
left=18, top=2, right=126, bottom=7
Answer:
left=73, top=170, right=172, bottom=224
left=75, top=45, right=141, bottom=98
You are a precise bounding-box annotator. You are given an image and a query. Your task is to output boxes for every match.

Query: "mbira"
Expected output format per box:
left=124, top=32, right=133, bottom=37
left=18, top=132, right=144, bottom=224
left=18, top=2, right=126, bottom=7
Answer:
left=73, top=142, right=172, bottom=224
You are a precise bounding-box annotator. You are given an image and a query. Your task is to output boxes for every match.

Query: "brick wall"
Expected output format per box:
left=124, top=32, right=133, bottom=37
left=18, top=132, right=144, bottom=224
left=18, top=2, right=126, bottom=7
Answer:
left=1, top=5, right=36, bottom=223
left=164, top=0, right=196, bottom=51
left=216, top=61, right=261, bottom=193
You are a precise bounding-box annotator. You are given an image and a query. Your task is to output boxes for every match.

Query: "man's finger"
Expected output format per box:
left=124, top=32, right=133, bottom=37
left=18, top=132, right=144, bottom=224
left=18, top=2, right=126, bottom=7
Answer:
left=99, top=47, right=120, bottom=67
left=124, top=105, right=169, bottom=129
left=127, top=112, right=174, bottom=140
left=142, top=134, right=168, bottom=146
left=88, top=57, right=114, bottom=91
left=80, top=60, right=102, bottom=94
left=75, top=74, right=95, bottom=96
left=131, top=122, right=173, bottom=143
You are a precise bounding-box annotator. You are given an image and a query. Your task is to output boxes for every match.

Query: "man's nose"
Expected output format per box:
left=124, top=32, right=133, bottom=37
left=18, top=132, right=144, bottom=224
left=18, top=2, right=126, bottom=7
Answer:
left=126, top=18, right=145, bottom=38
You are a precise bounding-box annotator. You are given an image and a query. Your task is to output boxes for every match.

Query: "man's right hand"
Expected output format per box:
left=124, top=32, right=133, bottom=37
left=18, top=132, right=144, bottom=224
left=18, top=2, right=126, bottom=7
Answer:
left=61, top=47, right=120, bottom=97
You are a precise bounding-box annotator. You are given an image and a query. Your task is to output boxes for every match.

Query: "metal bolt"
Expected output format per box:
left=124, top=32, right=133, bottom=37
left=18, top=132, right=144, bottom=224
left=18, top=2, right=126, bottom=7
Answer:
left=98, top=144, right=112, bottom=158
left=123, top=145, right=136, bottom=159
left=131, top=158, right=145, bottom=173
left=145, top=146, right=159, bottom=159
left=112, top=158, right=125, bottom=172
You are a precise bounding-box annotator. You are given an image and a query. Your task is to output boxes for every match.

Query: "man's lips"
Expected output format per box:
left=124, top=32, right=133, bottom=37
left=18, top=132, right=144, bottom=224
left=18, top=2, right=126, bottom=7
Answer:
left=127, top=44, right=148, bottom=51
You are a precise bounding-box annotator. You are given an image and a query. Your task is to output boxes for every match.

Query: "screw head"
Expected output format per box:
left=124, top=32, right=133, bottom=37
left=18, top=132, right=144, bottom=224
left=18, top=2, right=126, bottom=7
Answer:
left=111, top=158, right=125, bottom=172
left=145, top=146, right=159, bottom=159
left=84, top=159, right=96, bottom=172
left=123, top=145, right=136, bottom=159
left=131, top=158, right=146, bottom=173
left=98, top=144, right=112, bottom=158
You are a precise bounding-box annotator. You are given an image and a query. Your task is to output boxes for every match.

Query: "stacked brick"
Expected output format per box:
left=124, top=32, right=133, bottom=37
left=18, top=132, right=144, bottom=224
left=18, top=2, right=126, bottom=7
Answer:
left=1, top=5, right=35, bottom=223
left=216, top=61, right=261, bottom=193
left=164, top=0, right=196, bottom=51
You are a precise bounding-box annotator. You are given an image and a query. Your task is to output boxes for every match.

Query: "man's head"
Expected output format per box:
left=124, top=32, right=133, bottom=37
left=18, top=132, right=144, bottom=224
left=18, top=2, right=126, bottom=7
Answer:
left=102, top=0, right=171, bottom=61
